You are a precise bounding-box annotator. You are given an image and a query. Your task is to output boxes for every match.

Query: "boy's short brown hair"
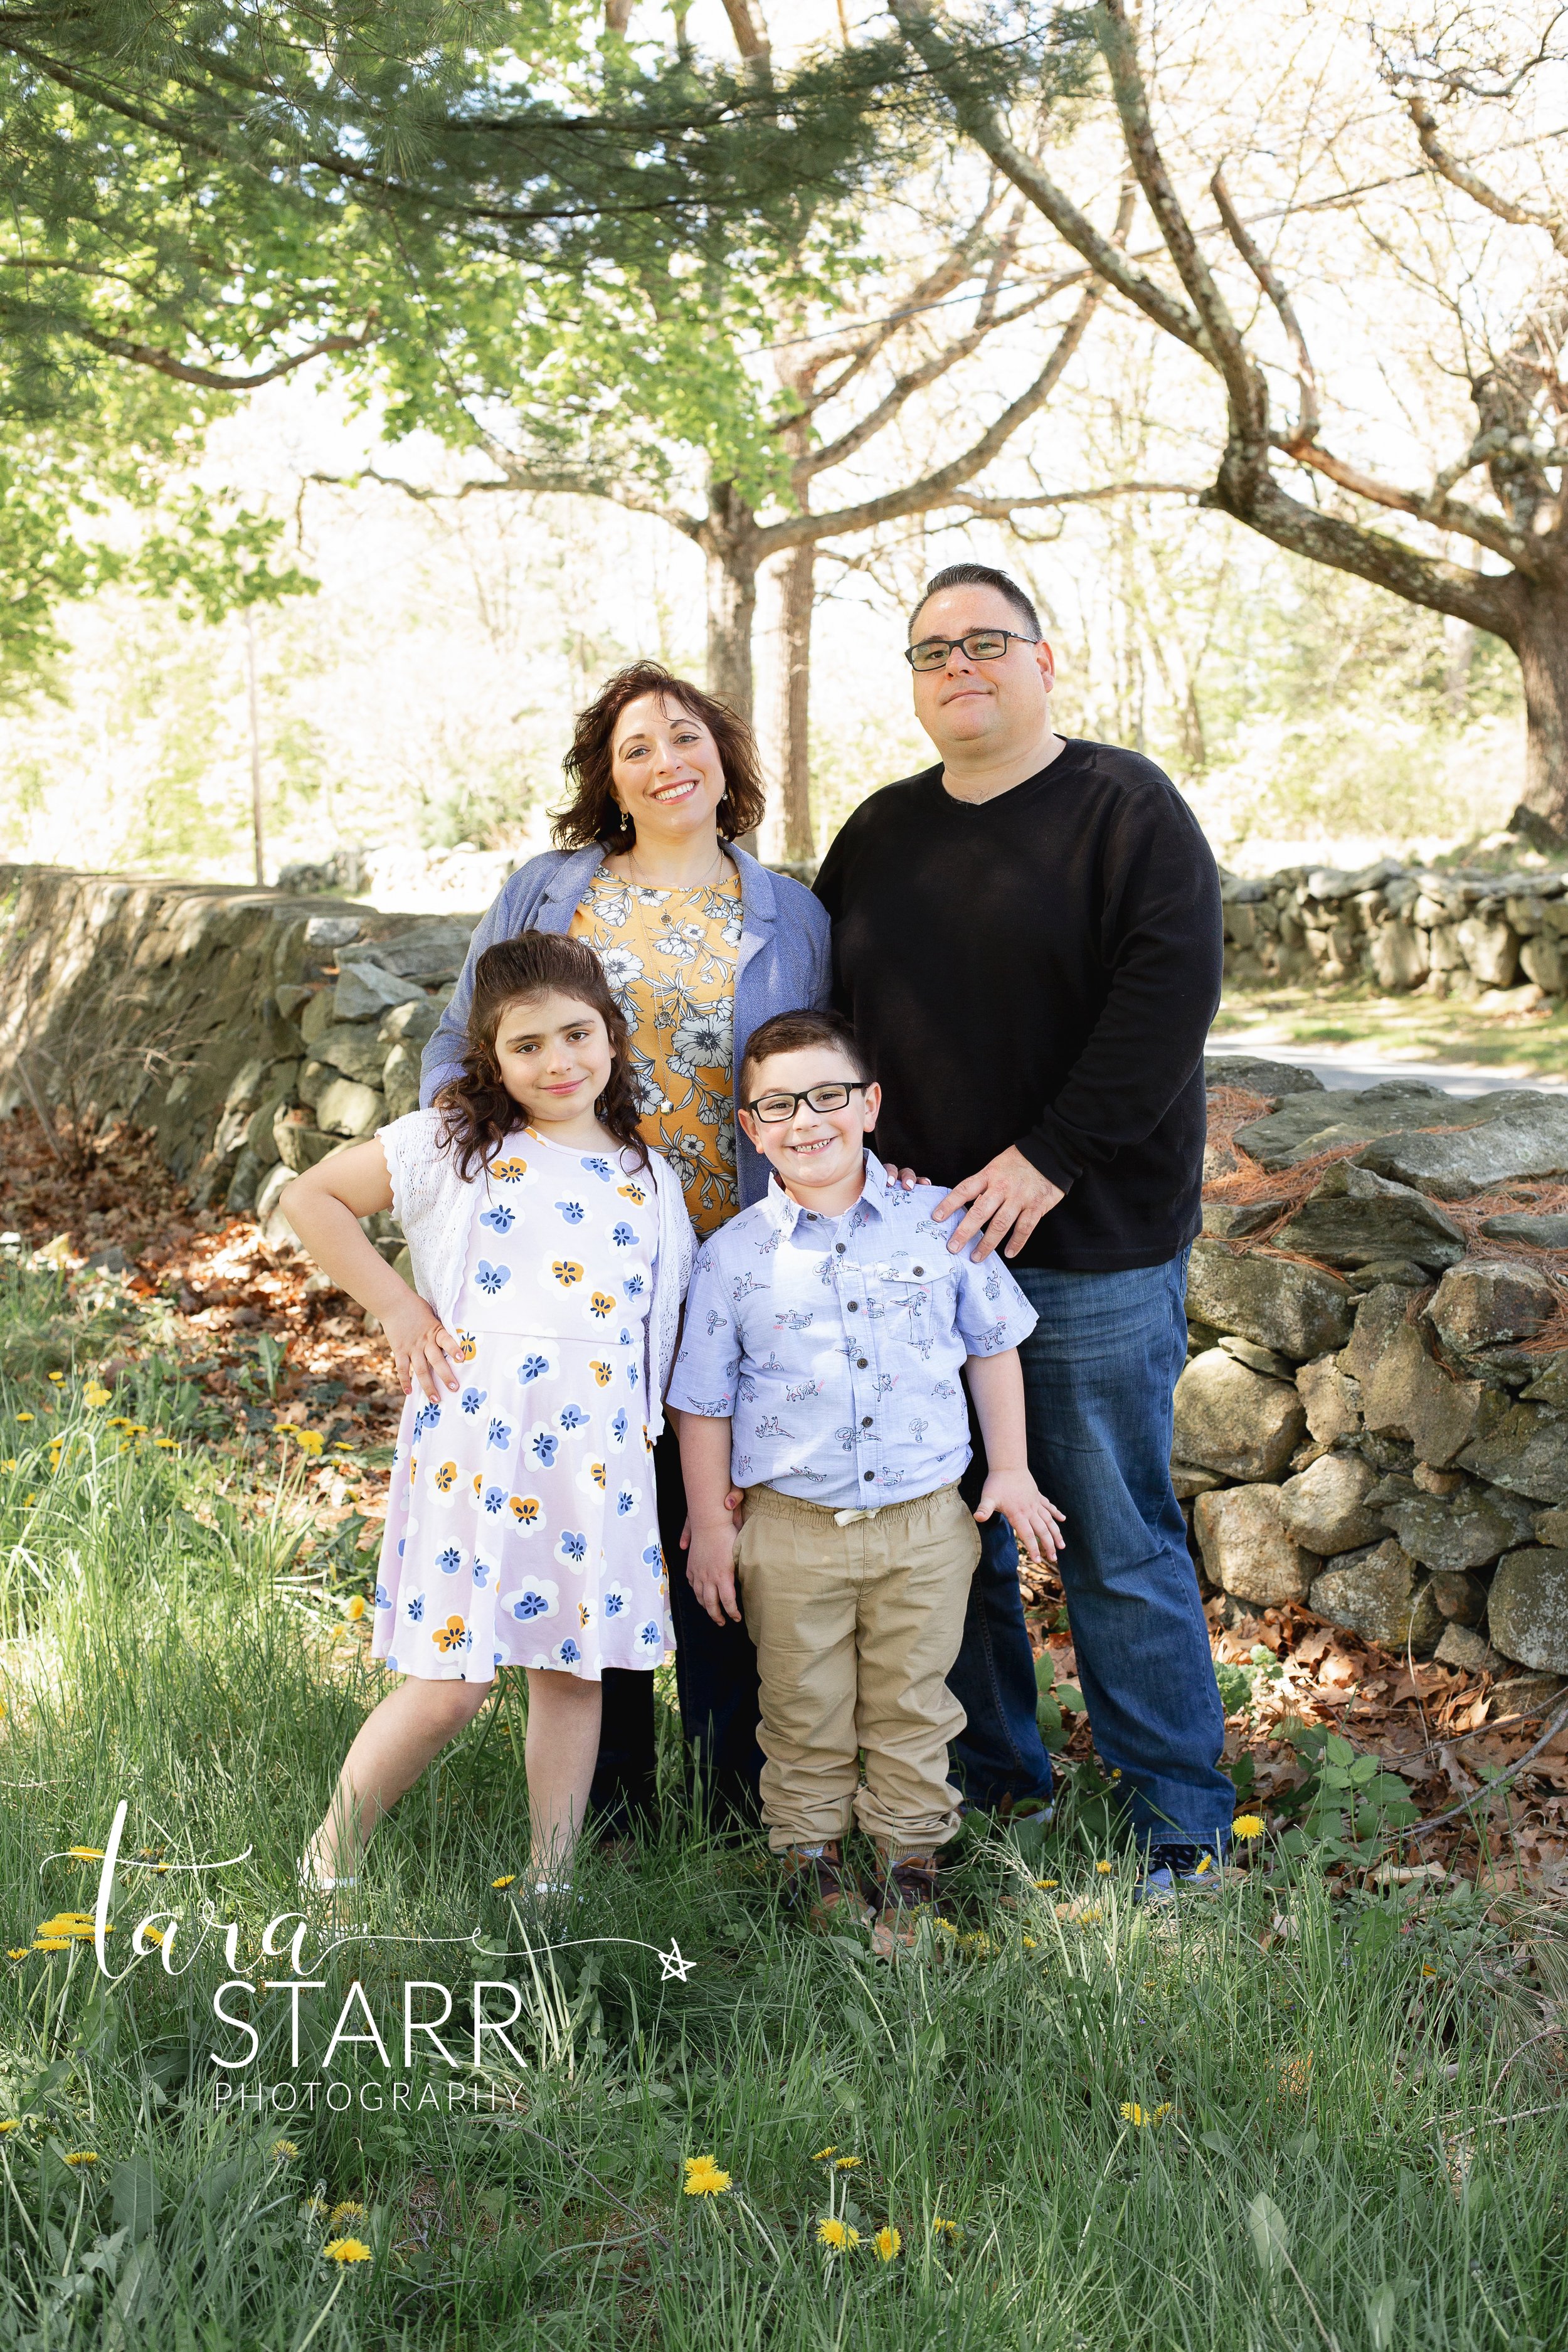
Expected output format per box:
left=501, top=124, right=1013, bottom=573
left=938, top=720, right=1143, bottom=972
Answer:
left=739, top=1009, right=872, bottom=1101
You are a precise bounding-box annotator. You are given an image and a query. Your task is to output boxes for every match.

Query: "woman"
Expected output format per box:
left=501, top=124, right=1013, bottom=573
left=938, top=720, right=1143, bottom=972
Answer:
left=421, top=660, right=830, bottom=1828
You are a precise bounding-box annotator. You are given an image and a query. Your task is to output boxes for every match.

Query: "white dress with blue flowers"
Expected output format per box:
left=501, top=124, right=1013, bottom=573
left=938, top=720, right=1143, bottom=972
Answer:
left=372, top=1128, right=672, bottom=1682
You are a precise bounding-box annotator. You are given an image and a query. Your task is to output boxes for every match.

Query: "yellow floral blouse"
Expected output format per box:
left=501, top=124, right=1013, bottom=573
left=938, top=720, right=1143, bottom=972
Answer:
left=569, top=866, right=743, bottom=1237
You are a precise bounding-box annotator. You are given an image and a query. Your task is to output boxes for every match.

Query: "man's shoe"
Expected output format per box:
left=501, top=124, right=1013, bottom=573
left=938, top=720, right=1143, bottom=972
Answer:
left=782, top=1842, right=873, bottom=1933
left=870, top=1853, right=941, bottom=1956
left=1133, top=1842, right=1224, bottom=1905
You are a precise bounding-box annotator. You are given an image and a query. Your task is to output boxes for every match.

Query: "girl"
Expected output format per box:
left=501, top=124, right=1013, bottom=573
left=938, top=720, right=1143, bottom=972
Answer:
left=282, top=932, right=694, bottom=1898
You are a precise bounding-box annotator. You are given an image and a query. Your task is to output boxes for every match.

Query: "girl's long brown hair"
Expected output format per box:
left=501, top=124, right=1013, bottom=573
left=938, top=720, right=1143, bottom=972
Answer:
left=435, top=933, right=650, bottom=1182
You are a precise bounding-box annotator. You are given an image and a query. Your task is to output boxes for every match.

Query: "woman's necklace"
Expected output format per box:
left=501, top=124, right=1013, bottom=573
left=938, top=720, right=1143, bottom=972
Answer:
left=623, top=838, right=728, bottom=893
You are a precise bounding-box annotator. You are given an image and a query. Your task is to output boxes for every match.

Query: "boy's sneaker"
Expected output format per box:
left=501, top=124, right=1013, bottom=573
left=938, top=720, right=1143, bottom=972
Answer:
left=782, top=1842, right=873, bottom=1933
left=869, top=1854, right=941, bottom=1957
left=1133, top=1842, right=1224, bottom=1905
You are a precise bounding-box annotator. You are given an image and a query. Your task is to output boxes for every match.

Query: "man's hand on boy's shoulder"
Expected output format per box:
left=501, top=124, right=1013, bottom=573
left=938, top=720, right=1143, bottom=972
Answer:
left=935, top=1145, right=1063, bottom=1263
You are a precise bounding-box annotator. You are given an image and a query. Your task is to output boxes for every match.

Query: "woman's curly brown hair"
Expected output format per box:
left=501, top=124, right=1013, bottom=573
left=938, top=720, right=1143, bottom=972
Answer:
left=552, top=660, right=766, bottom=850
left=435, top=933, right=649, bottom=1182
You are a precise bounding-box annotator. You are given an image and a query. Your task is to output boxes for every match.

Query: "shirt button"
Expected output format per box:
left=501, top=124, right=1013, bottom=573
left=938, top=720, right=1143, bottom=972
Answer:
left=856, top=1357, right=867, bottom=1369
left=834, top=1242, right=846, bottom=1254
left=862, top=1470, right=875, bottom=1482
left=912, top=1264, right=924, bottom=1275
left=847, top=1301, right=859, bottom=1313
left=861, top=1415, right=872, bottom=1427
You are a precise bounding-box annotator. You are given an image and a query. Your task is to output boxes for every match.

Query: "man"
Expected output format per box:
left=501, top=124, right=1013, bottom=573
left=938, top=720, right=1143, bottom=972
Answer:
left=812, top=560, right=1231, bottom=1893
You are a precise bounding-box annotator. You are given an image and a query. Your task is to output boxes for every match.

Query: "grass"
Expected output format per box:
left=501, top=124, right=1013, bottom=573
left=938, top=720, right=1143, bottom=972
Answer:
left=1213, top=977, right=1568, bottom=1078
left=0, top=1261, right=1563, bottom=2348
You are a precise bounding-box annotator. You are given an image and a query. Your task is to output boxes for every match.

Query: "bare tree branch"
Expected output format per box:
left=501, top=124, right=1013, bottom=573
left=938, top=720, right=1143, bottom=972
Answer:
left=305, top=460, right=702, bottom=540
left=72, top=315, right=377, bottom=391
left=1211, top=164, right=1319, bottom=442
left=1275, top=437, right=1527, bottom=563
left=1403, top=92, right=1568, bottom=261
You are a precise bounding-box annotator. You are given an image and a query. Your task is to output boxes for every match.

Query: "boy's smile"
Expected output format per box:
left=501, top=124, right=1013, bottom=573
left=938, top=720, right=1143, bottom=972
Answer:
left=738, top=1047, right=882, bottom=1221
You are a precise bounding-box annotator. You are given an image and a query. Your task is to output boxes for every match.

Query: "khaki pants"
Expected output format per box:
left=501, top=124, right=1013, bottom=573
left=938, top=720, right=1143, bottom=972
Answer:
left=736, top=1483, right=980, bottom=1856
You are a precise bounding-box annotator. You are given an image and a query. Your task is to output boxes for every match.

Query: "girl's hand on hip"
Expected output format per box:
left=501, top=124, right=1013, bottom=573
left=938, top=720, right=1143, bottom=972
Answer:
left=384, top=1296, right=464, bottom=1401
left=975, top=1470, right=1066, bottom=1567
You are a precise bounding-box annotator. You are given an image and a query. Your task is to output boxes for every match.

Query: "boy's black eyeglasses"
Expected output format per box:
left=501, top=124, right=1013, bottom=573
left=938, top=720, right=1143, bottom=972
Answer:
left=904, top=628, right=1039, bottom=671
left=744, top=1081, right=867, bottom=1123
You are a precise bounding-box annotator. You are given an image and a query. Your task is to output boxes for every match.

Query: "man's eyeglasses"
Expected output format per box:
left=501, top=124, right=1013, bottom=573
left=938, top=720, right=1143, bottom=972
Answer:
left=744, top=1081, right=866, bottom=1124
left=904, top=628, right=1039, bottom=672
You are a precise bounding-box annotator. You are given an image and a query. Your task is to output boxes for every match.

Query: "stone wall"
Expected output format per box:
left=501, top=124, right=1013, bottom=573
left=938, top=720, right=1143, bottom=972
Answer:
left=1187, top=1054, right=1568, bottom=1693
left=1221, top=856, right=1568, bottom=1003
left=0, top=864, right=470, bottom=1239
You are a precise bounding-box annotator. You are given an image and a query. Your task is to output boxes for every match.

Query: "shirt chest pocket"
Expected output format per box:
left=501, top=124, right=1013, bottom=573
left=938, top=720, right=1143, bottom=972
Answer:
left=865, top=1258, right=956, bottom=1359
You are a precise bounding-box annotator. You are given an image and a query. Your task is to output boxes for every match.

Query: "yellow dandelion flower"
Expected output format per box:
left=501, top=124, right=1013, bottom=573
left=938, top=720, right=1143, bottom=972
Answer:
left=272, top=2140, right=299, bottom=2160
left=0, top=2120, right=18, bottom=2132
left=6, top=1950, right=28, bottom=1962
left=1023, top=1934, right=1039, bottom=1950
left=932, top=2216, right=962, bottom=2242
left=1034, top=1878, right=1058, bottom=1890
left=21, top=1497, right=35, bottom=1508
left=291, top=1428, right=325, bottom=1456
left=305, top=2197, right=331, bottom=2218
left=1, top=1461, right=14, bottom=1474
left=31, top=1937, right=70, bottom=1952
left=139, top=1926, right=165, bottom=1947
left=491, top=1875, right=516, bottom=1890
left=833, top=2156, right=862, bottom=2171
left=66, top=1847, right=104, bottom=1862
left=1231, top=1814, right=1265, bottom=1840
left=62, top=2151, right=97, bottom=2166
left=345, top=1594, right=367, bottom=1622
left=46, top=1373, right=63, bottom=1385
left=329, top=2200, right=366, bottom=2224
left=1421, top=1963, right=1439, bottom=1978
left=83, top=1384, right=110, bottom=1409
left=812, top=2146, right=837, bottom=2161
left=817, top=2217, right=859, bottom=2252
left=933, top=1917, right=958, bottom=1936
left=16, top=1414, right=33, bottom=1424
left=322, top=2237, right=371, bottom=2264
left=1120, top=2102, right=1172, bottom=2126
left=153, top=1438, right=176, bottom=1450
left=1095, top=1860, right=1113, bottom=1875
left=682, top=2154, right=731, bottom=2197
left=1193, top=1853, right=1213, bottom=1875
left=874, top=2225, right=902, bottom=2261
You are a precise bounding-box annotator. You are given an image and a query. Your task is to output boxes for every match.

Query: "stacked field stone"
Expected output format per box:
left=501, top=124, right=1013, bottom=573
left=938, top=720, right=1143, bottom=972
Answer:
left=1184, top=1055, right=1568, bottom=1698
left=1221, top=857, right=1568, bottom=1001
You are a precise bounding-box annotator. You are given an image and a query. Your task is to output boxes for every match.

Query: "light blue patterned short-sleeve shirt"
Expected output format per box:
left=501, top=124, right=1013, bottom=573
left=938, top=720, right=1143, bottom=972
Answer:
left=666, top=1153, right=1037, bottom=1509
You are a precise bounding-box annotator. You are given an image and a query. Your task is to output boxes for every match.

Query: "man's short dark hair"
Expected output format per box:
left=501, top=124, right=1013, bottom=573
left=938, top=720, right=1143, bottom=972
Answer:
left=908, top=562, right=1042, bottom=644
left=739, top=1009, right=871, bottom=1100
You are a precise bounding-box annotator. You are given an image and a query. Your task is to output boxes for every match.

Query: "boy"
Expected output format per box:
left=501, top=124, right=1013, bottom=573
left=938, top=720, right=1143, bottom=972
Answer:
left=669, top=1008, right=1063, bottom=1951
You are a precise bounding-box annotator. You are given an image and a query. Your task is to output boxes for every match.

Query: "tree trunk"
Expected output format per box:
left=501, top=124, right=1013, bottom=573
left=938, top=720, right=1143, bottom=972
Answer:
left=705, top=549, right=756, bottom=723
left=1510, top=583, right=1568, bottom=843
left=775, top=539, right=815, bottom=864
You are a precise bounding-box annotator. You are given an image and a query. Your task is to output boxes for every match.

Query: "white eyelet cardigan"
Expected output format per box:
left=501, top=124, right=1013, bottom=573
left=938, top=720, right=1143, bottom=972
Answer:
left=377, top=1108, right=696, bottom=1443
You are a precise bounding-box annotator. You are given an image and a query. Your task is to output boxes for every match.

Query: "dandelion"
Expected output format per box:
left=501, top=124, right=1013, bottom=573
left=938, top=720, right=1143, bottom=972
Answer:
left=1022, top=1935, right=1039, bottom=1950
left=1, top=1462, right=14, bottom=1474
left=817, top=2217, right=859, bottom=2252
left=6, top=1951, right=27, bottom=1962
left=66, top=1847, right=104, bottom=1862
left=345, top=1595, right=367, bottom=1623
left=492, top=1875, right=516, bottom=1890
left=291, top=1429, right=325, bottom=1457
left=272, top=2140, right=299, bottom=2160
left=811, top=2146, right=837, bottom=2161
left=21, top=1498, right=35, bottom=1508
left=153, top=1438, right=176, bottom=1451
left=833, top=2156, right=862, bottom=2171
left=932, top=2216, right=962, bottom=2242
left=1095, top=1860, right=1113, bottom=1875
left=329, top=2200, right=366, bottom=2223
left=322, top=2237, right=371, bottom=2264
left=305, top=2197, right=331, bottom=2218
left=1421, top=1963, right=1439, bottom=1978
left=682, top=2154, right=731, bottom=2196
left=14, top=1416, right=30, bottom=1427
left=1231, top=1814, right=1265, bottom=1840
left=874, top=2225, right=902, bottom=2262
left=1034, top=1878, right=1058, bottom=1890
left=1120, top=2102, right=1172, bottom=2126
left=46, top=1374, right=63, bottom=1386
left=0, top=2120, right=18, bottom=2134
left=62, top=2151, right=98, bottom=2166
left=32, top=1938, right=70, bottom=1952
left=83, top=1384, right=110, bottom=1409
left=139, top=1927, right=166, bottom=1947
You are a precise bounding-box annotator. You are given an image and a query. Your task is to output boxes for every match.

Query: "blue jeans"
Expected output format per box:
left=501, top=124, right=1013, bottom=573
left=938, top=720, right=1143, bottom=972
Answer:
left=951, top=1251, right=1232, bottom=1852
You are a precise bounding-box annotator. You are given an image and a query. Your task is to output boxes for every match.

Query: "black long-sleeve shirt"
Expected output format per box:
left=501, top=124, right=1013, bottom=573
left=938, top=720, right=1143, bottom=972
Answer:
left=812, top=741, right=1222, bottom=1272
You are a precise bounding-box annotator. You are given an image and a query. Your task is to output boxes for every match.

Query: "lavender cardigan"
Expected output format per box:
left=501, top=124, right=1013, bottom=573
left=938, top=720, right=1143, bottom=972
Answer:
left=418, top=843, right=832, bottom=1209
